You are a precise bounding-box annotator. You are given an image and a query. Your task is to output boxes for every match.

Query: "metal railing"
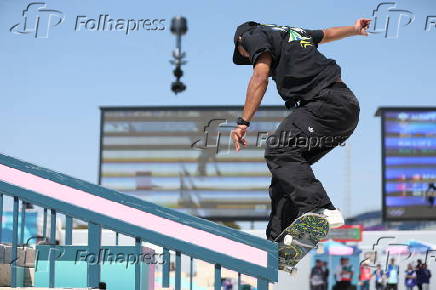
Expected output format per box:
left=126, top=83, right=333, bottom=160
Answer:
left=0, top=153, right=278, bottom=289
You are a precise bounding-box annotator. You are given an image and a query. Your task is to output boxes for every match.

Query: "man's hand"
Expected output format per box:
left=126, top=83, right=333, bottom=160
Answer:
left=354, top=18, right=371, bottom=36
left=231, top=125, right=248, bottom=151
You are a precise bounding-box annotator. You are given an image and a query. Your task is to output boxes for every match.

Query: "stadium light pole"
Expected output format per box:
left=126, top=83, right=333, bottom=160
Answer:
left=170, top=16, right=188, bottom=94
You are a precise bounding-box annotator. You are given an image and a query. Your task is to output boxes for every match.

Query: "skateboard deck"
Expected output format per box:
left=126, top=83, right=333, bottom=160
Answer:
left=275, top=213, right=329, bottom=273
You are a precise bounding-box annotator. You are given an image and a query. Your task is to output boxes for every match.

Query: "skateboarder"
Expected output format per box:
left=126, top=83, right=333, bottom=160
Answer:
left=230, top=19, right=370, bottom=243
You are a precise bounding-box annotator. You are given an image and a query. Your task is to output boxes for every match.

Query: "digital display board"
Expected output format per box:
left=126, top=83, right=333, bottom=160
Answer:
left=379, top=108, right=436, bottom=221
left=99, top=106, right=287, bottom=220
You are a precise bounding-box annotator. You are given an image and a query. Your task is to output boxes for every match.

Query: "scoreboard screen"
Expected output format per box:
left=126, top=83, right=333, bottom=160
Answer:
left=99, top=106, right=287, bottom=220
left=380, top=108, right=436, bottom=221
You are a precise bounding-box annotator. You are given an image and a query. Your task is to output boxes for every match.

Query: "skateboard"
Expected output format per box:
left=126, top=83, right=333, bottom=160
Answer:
left=275, top=212, right=330, bottom=273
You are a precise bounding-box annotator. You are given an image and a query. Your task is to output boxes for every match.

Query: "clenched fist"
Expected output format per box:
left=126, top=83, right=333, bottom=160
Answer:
left=354, top=18, right=371, bottom=36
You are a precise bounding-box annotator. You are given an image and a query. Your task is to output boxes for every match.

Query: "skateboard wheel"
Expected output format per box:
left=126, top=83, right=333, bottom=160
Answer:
left=283, top=235, right=293, bottom=245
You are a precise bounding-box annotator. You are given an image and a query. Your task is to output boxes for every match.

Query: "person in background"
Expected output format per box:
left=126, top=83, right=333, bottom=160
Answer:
left=386, top=258, right=399, bottom=290
left=323, top=261, right=330, bottom=290
left=359, top=261, right=371, bottom=290
left=426, top=183, right=436, bottom=208
left=221, top=278, right=233, bottom=290
left=372, top=264, right=385, bottom=290
left=310, top=259, right=327, bottom=290
left=404, top=263, right=417, bottom=290
left=335, top=257, right=353, bottom=290
left=418, top=263, right=432, bottom=290
left=416, top=261, right=424, bottom=290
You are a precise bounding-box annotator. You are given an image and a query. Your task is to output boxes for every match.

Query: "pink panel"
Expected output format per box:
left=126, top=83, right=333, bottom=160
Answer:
left=0, top=164, right=267, bottom=267
left=149, top=264, right=155, bottom=290
left=329, top=246, right=354, bottom=256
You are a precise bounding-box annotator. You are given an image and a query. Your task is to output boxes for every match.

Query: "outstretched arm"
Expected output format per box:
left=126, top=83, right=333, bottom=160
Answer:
left=320, top=18, right=371, bottom=43
left=231, top=52, right=272, bottom=151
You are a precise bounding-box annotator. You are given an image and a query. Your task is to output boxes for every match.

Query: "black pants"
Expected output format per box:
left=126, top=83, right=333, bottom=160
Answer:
left=265, top=83, right=360, bottom=241
left=334, top=281, right=352, bottom=290
left=375, top=282, right=384, bottom=290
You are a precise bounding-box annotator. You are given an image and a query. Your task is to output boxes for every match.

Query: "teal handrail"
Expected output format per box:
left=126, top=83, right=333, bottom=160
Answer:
left=0, top=153, right=278, bottom=289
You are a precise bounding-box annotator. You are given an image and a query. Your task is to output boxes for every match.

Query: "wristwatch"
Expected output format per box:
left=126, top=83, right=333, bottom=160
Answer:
left=236, top=117, right=250, bottom=127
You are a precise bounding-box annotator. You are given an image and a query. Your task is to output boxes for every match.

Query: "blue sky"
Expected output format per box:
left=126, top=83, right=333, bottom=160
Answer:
left=0, top=0, right=435, bottom=217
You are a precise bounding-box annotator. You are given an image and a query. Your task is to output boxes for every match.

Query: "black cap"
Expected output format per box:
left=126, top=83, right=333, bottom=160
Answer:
left=233, top=21, right=259, bottom=65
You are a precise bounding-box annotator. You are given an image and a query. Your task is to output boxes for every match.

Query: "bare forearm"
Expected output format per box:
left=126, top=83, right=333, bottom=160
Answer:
left=321, top=26, right=358, bottom=43
left=242, top=76, right=268, bottom=121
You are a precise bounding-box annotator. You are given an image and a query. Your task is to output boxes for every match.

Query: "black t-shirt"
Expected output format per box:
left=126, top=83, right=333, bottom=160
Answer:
left=240, top=24, right=341, bottom=108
